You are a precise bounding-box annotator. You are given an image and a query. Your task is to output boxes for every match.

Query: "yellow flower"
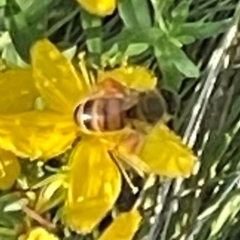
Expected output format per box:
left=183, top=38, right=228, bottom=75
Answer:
left=0, top=149, right=20, bottom=190
left=0, top=39, right=197, bottom=232
left=21, top=227, right=59, bottom=240
left=76, top=0, right=117, bottom=16
left=98, top=210, right=142, bottom=240
left=0, top=68, right=39, bottom=189
left=0, top=69, right=39, bottom=114
left=0, top=55, right=78, bottom=159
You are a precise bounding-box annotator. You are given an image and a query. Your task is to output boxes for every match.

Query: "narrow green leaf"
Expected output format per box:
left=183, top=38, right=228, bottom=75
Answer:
left=171, top=45, right=199, bottom=78
left=149, top=0, right=174, bottom=19
left=104, top=27, right=162, bottom=52
left=171, top=19, right=231, bottom=41
left=175, top=35, right=196, bottom=45
left=118, top=0, right=151, bottom=28
left=124, top=43, right=149, bottom=56
left=149, top=0, right=170, bottom=32
left=171, top=0, right=192, bottom=23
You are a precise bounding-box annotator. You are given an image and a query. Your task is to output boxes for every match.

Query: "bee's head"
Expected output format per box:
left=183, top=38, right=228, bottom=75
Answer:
left=127, top=90, right=166, bottom=124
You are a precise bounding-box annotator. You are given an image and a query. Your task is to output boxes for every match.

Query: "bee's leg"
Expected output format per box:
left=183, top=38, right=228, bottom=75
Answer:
left=108, top=151, right=138, bottom=194
left=116, top=131, right=151, bottom=176
left=117, top=130, right=144, bottom=154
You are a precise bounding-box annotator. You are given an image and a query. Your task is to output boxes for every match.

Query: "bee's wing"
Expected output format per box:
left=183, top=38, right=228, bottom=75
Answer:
left=121, top=93, right=139, bottom=111
left=31, top=39, right=88, bottom=113
left=138, top=123, right=197, bottom=178
left=66, top=137, right=121, bottom=233
left=97, top=78, right=140, bottom=111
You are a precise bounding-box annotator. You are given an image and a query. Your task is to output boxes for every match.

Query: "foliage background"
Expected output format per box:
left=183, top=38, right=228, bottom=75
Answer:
left=1, top=0, right=240, bottom=239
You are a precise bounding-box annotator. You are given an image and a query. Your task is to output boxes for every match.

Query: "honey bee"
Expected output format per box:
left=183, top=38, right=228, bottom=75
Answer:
left=74, top=78, right=174, bottom=134
left=73, top=74, right=183, bottom=181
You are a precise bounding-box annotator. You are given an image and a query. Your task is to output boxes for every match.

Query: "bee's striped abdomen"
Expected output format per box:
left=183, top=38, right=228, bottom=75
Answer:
left=74, top=98, right=127, bottom=132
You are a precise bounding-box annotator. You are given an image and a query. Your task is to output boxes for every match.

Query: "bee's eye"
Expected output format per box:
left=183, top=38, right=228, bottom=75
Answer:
left=140, top=92, right=166, bottom=123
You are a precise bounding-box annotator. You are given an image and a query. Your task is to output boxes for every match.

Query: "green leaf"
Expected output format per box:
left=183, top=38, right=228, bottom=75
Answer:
left=0, top=0, right=6, bottom=7
left=118, top=0, right=151, bottom=28
left=149, top=0, right=174, bottom=19
left=81, top=9, right=102, bottom=56
left=4, top=0, right=47, bottom=62
left=0, top=193, right=24, bottom=229
left=104, top=27, right=162, bottom=52
left=124, top=43, right=149, bottom=56
left=175, top=35, right=196, bottom=45
left=0, top=227, right=17, bottom=238
left=170, top=44, right=199, bottom=78
left=171, top=0, right=192, bottom=23
left=155, top=37, right=199, bottom=82
left=171, top=19, right=231, bottom=41
left=1, top=42, right=28, bottom=67
left=15, top=0, right=62, bottom=20
left=101, top=44, right=123, bottom=67
left=154, top=46, right=184, bottom=90
left=0, top=32, right=11, bottom=50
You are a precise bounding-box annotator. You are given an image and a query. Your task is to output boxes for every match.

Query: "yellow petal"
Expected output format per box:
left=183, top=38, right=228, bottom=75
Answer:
left=31, top=39, right=87, bottom=113
left=0, top=111, right=77, bottom=159
left=0, top=68, right=39, bottom=114
left=23, top=227, right=59, bottom=240
left=0, top=149, right=20, bottom=190
left=65, top=137, right=121, bottom=233
left=76, top=0, right=116, bottom=16
left=99, top=210, right=142, bottom=240
left=98, top=65, right=157, bottom=91
left=139, top=123, right=197, bottom=178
